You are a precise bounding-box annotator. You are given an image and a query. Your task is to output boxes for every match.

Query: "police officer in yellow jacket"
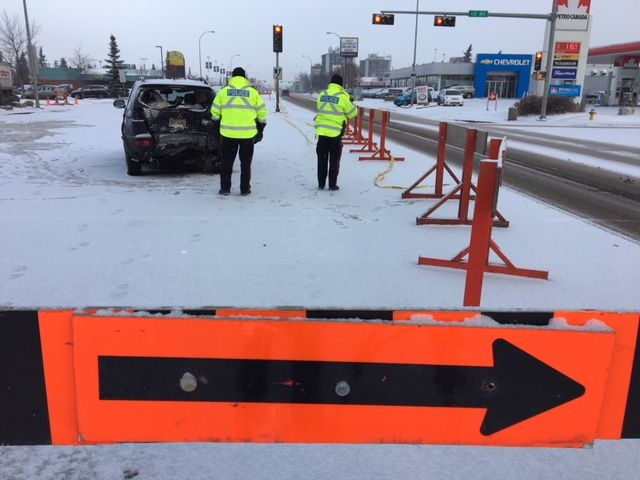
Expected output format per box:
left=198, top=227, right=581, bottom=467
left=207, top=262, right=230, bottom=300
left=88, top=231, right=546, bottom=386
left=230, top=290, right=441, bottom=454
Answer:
left=211, top=67, right=268, bottom=195
left=315, top=74, right=357, bottom=190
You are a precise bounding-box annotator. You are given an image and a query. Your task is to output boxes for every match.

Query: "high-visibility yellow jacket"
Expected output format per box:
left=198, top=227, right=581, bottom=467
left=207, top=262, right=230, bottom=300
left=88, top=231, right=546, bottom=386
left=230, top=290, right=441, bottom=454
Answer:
left=211, top=76, right=268, bottom=139
left=315, top=83, right=358, bottom=138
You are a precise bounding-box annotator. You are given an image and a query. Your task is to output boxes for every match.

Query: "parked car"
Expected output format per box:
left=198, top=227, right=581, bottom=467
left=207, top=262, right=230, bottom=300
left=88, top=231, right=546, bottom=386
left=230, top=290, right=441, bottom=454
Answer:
left=393, top=87, right=435, bottom=106
left=437, top=89, right=464, bottom=106
left=113, top=79, right=220, bottom=176
left=281, top=88, right=290, bottom=96
left=54, top=84, right=74, bottom=95
left=71, top=85, right=109, bottom=99
left=383, top=87, right=407, bottom=101
left=448, top=85, right=475, bottom=99
left=361, top=88, right=384, bottom=99
left=23, top=85, right=57, bottom=99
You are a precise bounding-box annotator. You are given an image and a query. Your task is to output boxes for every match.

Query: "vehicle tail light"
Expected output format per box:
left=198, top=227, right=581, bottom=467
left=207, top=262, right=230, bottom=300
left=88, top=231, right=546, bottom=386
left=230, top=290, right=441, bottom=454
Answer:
left=135, top=139, right=153, bottom=147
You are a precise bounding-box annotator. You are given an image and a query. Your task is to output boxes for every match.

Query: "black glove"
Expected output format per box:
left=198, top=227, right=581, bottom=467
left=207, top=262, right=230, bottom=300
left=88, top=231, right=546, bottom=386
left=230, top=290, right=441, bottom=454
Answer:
left=340, top=121, right=346, bottom=137
left=253, top=121, right=266, bottom=144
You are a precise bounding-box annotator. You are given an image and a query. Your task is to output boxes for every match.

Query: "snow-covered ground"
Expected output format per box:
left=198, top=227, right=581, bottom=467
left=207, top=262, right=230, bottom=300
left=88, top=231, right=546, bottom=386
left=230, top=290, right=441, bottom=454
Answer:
left=1, top=98, right=640, bottom=478
left=0, top=98, right=638, bottom=310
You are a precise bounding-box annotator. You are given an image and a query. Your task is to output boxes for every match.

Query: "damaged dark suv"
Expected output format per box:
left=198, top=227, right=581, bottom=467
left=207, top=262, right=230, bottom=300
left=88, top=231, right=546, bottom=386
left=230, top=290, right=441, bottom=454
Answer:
left=113, top=79, right=220, bottom=176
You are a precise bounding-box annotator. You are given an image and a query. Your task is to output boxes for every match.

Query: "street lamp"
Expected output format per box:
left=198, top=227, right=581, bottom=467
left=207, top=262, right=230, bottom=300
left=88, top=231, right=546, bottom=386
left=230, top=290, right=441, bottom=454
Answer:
left=326, top=31, right=346, bottom=86
left=155, top=45, right=164, bottom=77
left=229, top=54, right=240, bottom=72
left=302, top=54, right=313, bottom=69
left=198, top=30, right=215, bottom=80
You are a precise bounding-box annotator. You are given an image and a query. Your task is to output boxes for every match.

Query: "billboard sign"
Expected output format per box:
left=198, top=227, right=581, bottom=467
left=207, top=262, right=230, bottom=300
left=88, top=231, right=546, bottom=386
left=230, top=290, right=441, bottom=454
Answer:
left=555, top=42, right=581, bottom=55
left=415, top=85, right=430, bottom=104
left=0, top=62, right=12, bottom=89
left=556, top=0, right=590, bottom=30
left=552, top=68, right=577, bottom=79
left=340, top=37, right=358, bottom=58
left=165, top=51, right=186, bottom=79
left=553, top=59, right=579, bottom=67
left=549, top=84, right=582, bottom=97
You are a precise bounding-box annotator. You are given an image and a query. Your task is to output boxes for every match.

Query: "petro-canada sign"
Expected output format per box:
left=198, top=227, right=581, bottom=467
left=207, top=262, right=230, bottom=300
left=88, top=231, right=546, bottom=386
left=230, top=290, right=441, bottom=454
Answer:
left=556, top=0, right=591, bottom=31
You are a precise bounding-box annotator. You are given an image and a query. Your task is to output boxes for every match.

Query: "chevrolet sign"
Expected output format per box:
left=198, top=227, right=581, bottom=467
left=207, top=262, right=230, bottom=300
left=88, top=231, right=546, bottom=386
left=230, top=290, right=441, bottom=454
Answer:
left=484, top=59, right=531, bottom=67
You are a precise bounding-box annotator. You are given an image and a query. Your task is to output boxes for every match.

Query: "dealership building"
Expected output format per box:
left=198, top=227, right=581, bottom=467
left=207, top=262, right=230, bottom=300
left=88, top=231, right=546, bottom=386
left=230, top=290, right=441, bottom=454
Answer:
left=387, top=53, right=533, bottom=99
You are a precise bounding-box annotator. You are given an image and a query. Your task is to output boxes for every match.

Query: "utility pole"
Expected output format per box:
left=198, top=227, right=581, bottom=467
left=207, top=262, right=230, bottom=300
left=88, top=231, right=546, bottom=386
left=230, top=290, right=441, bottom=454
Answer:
left=410, top=0, right=419, bottom=106
left=22, top=0, right=39, bottom=108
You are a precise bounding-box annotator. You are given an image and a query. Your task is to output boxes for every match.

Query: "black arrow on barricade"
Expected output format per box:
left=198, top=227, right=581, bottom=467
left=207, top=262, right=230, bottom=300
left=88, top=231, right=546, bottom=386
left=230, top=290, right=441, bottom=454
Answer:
left=99, top=339, right=585, bottom=435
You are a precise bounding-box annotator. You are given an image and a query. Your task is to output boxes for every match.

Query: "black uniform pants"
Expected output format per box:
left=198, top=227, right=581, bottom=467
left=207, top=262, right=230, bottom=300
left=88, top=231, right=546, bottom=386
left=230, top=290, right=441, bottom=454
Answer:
left=220, top=136, right=254, bottom=194
left=316, top=135, right=342, bottom=189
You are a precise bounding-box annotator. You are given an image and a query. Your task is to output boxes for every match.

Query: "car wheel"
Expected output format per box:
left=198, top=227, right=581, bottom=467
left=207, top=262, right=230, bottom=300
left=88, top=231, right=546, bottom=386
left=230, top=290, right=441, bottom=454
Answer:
left=125, top=148, right=142, bottom=176
left=201, top=152, right=220, bottom=173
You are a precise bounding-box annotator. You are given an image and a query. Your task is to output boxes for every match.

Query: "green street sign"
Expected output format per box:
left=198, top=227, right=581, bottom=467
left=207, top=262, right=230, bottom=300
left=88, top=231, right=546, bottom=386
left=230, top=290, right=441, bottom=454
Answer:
left=469, top=10, right=489, bottom=17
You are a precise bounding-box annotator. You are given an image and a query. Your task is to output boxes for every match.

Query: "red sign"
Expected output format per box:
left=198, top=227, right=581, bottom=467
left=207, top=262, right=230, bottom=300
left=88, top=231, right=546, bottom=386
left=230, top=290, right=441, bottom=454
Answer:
left=555, top=42, right=581, bottom=54
left=618, top=56, right=640, bottom=68
left=488, top=92, right=498, bottom=101
left=557, top=0, right=591, bottom=13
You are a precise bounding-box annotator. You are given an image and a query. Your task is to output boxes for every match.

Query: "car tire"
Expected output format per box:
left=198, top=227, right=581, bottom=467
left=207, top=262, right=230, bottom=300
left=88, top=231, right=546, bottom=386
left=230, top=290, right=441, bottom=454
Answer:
left=464, top=93, right=473, bottom=99
left=125, top=148, right=142, bottom=176
left=201, top=153, right=221, bottom=173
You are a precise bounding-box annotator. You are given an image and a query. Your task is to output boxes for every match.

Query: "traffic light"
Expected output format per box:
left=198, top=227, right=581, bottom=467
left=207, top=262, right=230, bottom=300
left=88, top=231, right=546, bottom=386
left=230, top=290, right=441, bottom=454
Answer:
left=434, top=15, right=456, bottom=27
left=273, top=25, right=283, bottom=53
left=372, top=13, right=395, bottom=25
left=534, top=51, right=543, bottom=71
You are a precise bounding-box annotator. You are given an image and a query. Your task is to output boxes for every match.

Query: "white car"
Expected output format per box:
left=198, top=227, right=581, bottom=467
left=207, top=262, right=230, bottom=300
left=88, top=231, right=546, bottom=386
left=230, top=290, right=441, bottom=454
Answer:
left=437, top=89, right=464, bottom=106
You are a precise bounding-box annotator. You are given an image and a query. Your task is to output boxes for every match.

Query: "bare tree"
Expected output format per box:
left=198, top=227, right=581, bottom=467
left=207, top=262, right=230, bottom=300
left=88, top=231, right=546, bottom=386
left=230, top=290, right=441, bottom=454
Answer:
left=0, top=11, right=40, bottom=70
left=69, top=44, right=91, bottom=70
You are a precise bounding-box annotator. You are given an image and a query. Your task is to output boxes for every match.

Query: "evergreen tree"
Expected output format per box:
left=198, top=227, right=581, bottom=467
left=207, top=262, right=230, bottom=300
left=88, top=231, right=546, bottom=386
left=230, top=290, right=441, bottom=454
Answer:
left=104, top=34, right=124, bottom=94
left=38, top=47, right=46, bottom=68
left=151, top=63, right=156, bottom=71
left=53, top=59, right=58, bottom=67
left=59, top=57, right=68, bottom=68
left=463, top=44, right=473, bottom=63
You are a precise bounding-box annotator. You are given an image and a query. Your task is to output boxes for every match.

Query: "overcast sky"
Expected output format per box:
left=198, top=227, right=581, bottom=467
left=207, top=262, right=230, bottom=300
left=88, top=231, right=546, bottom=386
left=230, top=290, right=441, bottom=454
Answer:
left=4, top=0, right=638, bottom=83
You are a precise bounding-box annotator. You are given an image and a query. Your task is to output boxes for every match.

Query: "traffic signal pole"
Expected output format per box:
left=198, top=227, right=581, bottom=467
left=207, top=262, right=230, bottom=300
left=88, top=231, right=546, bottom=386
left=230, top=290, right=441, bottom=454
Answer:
left=275, top=52, right=280, bottom=113
left=539, top=0, right=558, bottom=121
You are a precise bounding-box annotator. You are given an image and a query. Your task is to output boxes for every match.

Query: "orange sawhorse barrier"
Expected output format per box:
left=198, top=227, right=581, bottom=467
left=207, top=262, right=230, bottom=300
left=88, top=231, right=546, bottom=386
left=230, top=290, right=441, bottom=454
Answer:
left=359, top=110, right=404, bottom=162
left=402, top=122, right=461, bottom=199
left=416, top=135, right=509, bottom=227
left=342, top=109, right=367, bottom=146
left=418, top=151, right=548, bottom=307
left=350, top=108, right=378, bottom=154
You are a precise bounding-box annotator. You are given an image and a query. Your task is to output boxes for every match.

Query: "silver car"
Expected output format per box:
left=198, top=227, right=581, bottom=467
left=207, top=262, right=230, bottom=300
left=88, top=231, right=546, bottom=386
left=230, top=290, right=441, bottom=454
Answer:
left=437, top=89, right=464, bottom=106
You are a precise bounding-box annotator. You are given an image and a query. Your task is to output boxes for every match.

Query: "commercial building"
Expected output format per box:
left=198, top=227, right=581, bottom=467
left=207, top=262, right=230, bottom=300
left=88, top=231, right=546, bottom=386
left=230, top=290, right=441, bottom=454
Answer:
left=321, top=47, right=342, bottom=76
left=584, top=41, right=640, bottom=106
left=387, top=62, right=474, bottom=92
left=475, top=54, right=533, bottom=98
left=359, top=54, right=391, bottom=79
